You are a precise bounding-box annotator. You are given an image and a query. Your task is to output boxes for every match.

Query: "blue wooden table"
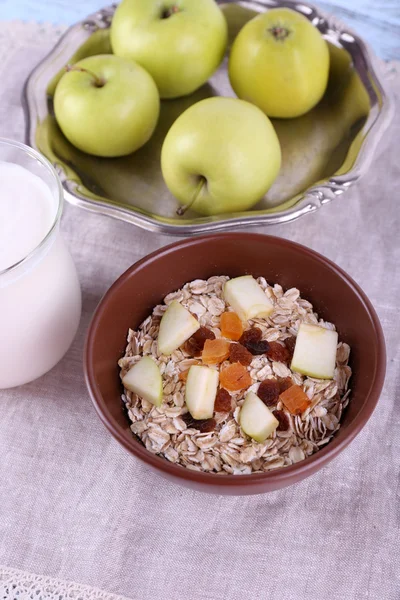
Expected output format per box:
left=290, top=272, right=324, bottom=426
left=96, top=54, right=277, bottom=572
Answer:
left=0, top=0, right=399, bottom=60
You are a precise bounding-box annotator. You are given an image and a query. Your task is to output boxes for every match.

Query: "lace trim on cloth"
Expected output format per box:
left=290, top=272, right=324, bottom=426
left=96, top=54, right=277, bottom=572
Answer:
left=0, top=566, right=132, bottom=600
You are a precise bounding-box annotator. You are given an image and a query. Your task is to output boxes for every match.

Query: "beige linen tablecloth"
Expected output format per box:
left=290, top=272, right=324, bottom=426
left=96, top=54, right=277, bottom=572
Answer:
left=0, top=20, right=399, bottom=600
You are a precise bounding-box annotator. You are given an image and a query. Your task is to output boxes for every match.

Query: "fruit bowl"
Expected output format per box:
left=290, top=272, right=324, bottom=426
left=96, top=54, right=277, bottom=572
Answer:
left=24, top=1, right=393, bottom=234
left=84, top=233, right=386, bottom=494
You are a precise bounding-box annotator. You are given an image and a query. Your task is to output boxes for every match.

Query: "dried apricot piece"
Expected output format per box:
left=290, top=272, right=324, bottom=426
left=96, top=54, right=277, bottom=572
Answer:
left=220, top=311, right=244, bottom=341
left=274, top=410, right=290, bottom=431
left=266, top=341, right=290, bottom=363
left=258, top=379, right=280, bottom=406
left=184, top=326, right=215, bottom=357
left=280, top=384, right=311, bottom=415
left=182, top=413, right=216, bottom=432
left=214, top=388, right=232, bottom=412
left=202, top=339, right=231, bottom=365
left=229, top=343, right=253, bottom=366
left=220, top=363, right=252, bottom=392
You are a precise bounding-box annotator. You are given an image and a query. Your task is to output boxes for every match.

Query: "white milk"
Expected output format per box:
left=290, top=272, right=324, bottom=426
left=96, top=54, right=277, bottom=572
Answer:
left=0, top=161, right=81, bottom=389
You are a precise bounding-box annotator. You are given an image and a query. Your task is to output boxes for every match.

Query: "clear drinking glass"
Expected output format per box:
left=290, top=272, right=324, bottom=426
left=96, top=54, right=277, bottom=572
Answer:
left=0, top=139, right=82, bottom=389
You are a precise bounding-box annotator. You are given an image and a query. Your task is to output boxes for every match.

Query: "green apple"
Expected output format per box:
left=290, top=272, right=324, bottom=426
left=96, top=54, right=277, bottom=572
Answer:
left=54, top=54, right=160, bottom=157
left=47, top=29, right=112, bottom=97
left=239, top=391, right=279, bottom=442
left=161, top=97, right=281, bottom=216
left=291, top=323, right=338, bottom=379
left=185, top=365, right=219, bottom=419
left=110, top=0, right=228, bottom=99
left=223, top=276, right=274, bottom=321
left=229, top=8, right=330, bottom=118
left=122, top=356, right=163, bottom=406
left=158, top=300, right=200, bottom=356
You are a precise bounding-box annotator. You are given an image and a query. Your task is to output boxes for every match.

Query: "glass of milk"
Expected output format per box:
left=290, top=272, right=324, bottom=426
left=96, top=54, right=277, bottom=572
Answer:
left=0, top=138, right=82, bottom=389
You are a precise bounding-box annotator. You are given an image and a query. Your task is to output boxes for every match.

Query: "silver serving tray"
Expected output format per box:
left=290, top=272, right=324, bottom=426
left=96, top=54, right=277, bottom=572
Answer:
left=23, top=0, right=393, bottom=234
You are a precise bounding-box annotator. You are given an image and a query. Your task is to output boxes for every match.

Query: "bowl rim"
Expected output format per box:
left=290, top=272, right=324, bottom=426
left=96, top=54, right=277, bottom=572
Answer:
left=84, top=233, right=386, bottom=488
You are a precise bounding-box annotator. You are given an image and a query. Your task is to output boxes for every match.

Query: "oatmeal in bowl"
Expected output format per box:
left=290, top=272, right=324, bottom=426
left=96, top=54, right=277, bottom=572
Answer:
left=85, top=233, right=385, bottom=494
left=118, top=274, right=352, bottom=475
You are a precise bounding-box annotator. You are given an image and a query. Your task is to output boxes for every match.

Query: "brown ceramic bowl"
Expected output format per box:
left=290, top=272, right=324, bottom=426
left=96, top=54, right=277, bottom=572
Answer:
left=84, top=233, right=386, bottom=495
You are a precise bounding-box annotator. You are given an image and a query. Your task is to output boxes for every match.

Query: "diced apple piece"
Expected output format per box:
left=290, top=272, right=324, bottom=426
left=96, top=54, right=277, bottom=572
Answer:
left=291, top=323, right=338, bottom=379
left=158, top=300, right=200, bottom=356
left=185, top=365, right=219, bottom=420
left=239, top=391, right=279, bottom=443
left=122, top=356, right=163, bottom=407
left=223, top=276, right=273, bottom=321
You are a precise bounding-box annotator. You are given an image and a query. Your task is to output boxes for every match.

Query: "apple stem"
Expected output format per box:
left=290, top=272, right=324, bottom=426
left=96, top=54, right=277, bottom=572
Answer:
left=268, top=26, right=291, bottom=41
left=65, top=64, right=106, bottom=88
left=176, top=177, right=206, bottom=216
left=161, top=5, right=180, bottom=18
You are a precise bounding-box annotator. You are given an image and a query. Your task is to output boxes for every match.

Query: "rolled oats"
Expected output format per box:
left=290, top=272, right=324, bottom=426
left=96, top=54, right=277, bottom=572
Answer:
left=120, top=276, right=352, bottom=475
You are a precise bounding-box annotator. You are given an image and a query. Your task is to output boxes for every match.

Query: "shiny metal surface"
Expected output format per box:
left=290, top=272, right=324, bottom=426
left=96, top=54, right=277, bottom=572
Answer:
left=23, top=1, right=394, bottom=234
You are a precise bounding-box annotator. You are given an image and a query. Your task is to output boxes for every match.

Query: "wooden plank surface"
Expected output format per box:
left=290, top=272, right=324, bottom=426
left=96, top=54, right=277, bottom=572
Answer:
left=0, top=0, right=399, bottom=59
